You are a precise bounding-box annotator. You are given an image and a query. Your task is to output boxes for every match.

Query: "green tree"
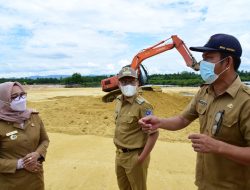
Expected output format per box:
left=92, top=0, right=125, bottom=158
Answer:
left=71, top=73, right=82, bottom=84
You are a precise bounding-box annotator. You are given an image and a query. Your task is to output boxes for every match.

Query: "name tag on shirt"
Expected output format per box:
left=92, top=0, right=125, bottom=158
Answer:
left=6, top=130, right=18, bottom=137
left=198, top=99, right=207, bottom=105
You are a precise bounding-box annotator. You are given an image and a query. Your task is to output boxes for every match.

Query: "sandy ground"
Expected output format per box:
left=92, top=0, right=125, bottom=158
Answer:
left=25, top=86, right=199, bottom=190
left=26, top=86, right=106, bottom=101
left=44, top=133, right=196, bottom=190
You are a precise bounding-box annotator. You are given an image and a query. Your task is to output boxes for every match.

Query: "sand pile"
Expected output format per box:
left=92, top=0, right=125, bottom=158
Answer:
left=28, top=89, right=199, bottom=142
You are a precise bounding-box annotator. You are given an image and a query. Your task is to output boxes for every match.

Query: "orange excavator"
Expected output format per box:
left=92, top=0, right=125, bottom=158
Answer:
left=101, top=35, right=200, bottom=102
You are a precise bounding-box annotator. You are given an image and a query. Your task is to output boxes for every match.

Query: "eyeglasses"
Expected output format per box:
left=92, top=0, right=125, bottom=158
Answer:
left=211, top=110, right=225, bottom=136
left=11, top=92, right=27, bottom=101
left=119, top=79, right=137, bottom=86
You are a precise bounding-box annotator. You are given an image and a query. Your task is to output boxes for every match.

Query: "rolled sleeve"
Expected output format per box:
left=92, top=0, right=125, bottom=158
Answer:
left=181, top=92, right=199, bottom=122
left=139, top=102, right=158, bottom=135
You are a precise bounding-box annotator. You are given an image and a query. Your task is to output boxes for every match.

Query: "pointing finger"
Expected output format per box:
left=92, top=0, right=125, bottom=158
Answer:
left=188, top=133, right=202, bottom=139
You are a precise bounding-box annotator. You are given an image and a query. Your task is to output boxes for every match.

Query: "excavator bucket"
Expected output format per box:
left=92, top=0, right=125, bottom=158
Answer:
left=102, top=85, right=162, bottom=103
left=102, top=89, right=122, bottom=103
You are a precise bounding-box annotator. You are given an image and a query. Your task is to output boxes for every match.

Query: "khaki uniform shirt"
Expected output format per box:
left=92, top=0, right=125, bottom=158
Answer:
left=114, top=94, right=153, bottom=149
left=181, top=76, right=250, bottom=190
left=0, top=113, right=49, bottom=190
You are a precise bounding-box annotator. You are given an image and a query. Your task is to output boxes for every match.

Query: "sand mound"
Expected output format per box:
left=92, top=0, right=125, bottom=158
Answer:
left=28, top=89, right=199, bottom=142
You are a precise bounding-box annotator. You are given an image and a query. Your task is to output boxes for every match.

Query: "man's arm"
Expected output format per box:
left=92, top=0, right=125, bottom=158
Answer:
left=138, top=131, right=159, bottom=163
left=139, top=115, right=191, bottom=132
left=219, top=141, right=250, bottom=165
left=189, top=134, right=250, bottom=165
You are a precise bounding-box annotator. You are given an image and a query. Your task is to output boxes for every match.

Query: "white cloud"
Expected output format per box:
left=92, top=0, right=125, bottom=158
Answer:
left=0, top=0, right=249, bottom=78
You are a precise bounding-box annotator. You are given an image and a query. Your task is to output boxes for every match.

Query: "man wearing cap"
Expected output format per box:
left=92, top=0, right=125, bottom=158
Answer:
left=114, top=66, right=159, bottom=190
left=139, top=34, right=250, bottom=190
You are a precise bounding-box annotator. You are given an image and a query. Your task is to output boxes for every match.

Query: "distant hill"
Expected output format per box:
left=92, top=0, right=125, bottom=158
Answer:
left=28, top=75, right=70, bottom=79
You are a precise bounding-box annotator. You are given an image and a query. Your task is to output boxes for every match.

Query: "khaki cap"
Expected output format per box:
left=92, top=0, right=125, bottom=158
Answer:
left=118, top=67, right=137, bottom=80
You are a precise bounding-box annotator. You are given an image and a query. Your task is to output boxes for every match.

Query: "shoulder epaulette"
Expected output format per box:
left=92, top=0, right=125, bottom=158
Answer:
left=135, top=96, right=145, bottom=105
left=243, top=85, right=250, bottom=95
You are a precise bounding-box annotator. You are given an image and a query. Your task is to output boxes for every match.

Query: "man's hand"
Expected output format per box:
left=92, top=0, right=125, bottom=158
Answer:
left=188, top=133, right=220, bottom=153
left=24, top=161, right=43, bottom=173
left=23, top=152, right=40, bottom=168
left=138, top=115, right=162, bottom=133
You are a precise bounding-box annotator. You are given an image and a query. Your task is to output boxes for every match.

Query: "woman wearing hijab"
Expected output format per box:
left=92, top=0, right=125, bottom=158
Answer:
left=0, top=82, right=49, bottom=190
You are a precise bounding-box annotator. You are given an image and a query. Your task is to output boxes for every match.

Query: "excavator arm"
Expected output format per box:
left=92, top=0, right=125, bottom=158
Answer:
left=101, top=35, right=199, bottom=102
left=130, top=35, right=199, bottom=71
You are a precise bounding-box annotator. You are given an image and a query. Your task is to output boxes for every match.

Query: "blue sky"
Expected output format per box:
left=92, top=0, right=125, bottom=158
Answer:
left=0, top=0, right=249, bottom=77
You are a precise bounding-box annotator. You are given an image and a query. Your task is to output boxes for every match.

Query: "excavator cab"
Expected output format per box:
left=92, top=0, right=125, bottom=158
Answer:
left=138, top=64, right=148, bottom=86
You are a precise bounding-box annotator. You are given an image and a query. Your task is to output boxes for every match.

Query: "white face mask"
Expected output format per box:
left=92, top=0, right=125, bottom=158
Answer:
left=10, top=97, right=27, bottom=111
left=120, top=85, right=137, bottom=97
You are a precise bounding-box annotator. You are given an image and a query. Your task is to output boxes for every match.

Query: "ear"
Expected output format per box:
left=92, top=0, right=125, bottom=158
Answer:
left=222, top=56, right=232, bottom=68
left=227, top=56, right=234, bottom=69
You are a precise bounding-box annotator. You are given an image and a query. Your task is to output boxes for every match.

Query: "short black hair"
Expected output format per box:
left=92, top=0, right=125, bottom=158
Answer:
left=219, top=52, right=241, bottom=71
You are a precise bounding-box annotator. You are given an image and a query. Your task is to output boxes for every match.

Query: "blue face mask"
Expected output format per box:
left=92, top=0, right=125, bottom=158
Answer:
left=199, top=60, right=218, bottom=84
left=199, top=58, right=229, bottom=84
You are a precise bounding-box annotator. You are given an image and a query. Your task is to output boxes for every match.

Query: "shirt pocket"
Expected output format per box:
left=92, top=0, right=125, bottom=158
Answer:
left=119, top=115, right=138, bottom=131
left=223, top=117, right=238, bottom=128
left=215, top=111, right=241, bottom=144
left=120, top=115, right=137, bottom=124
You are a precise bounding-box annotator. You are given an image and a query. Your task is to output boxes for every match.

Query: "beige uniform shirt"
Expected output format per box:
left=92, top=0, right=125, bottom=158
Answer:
left=181, top=76, right=250, bottom=190
left=114, top=94, right=153, bottom=149
left=0, top=113, right=49, bottom=190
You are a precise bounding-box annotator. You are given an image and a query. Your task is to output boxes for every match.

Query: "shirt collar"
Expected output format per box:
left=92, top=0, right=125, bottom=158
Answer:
left=121, top=94, right=137, bottom=104
left=206, top=75, right=242, bottom=98
left=225, top=75, right=242, bottom=98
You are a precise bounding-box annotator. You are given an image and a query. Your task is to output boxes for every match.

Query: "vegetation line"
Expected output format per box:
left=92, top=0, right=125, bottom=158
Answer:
left=1, top=71, right=250, bottom=87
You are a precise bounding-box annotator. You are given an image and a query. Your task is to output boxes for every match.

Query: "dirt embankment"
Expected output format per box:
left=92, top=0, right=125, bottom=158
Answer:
left=28, top=90, right=199, bottom=142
